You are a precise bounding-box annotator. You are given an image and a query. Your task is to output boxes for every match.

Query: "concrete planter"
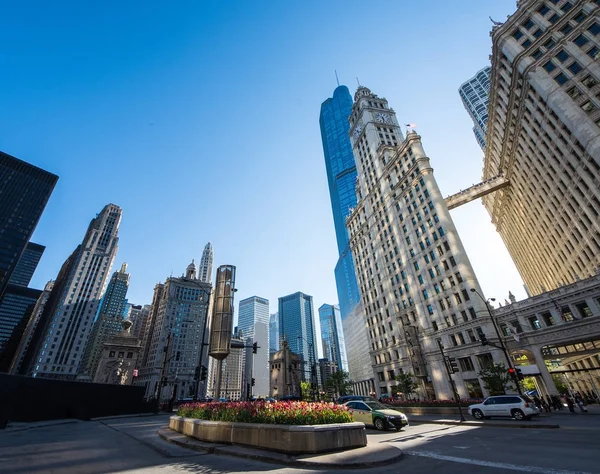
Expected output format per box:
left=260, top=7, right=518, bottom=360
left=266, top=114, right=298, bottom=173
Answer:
left=169, top=416, right=367, bottom=454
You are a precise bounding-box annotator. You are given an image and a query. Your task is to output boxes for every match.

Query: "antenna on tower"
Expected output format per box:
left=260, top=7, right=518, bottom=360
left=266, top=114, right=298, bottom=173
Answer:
left=335, top=70, right=340, bottom=86
left=356, top=77, right=361, bottom=86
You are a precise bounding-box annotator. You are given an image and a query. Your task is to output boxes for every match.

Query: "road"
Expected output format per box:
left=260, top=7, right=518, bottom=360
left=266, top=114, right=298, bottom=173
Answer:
left=0, top=414, right=599, bottom=473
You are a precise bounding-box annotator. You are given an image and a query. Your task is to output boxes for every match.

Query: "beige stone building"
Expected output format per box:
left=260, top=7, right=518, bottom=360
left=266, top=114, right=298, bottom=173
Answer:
left=493, top=272, right=600, bottom=399
left=270, top=340, right=302, bottom=399
left=346, top=86, right=505, bottom=400
left=483, top=0, right=600, bottom=296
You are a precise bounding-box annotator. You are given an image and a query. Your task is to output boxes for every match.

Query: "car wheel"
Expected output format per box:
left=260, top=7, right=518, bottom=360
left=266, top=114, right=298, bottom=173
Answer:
left=374, top=417, right=386, bottom=431
left=512, top=409, right=525, bottom=420
left=472, top=409, right=484, bottom=420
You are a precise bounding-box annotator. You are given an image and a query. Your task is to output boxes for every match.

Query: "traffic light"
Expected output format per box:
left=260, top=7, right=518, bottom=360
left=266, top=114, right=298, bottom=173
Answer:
left=516, top=368, right=525, bottom=381
left=448, top=357, right=459, bottom=374
left=200, top=365, right=207, bottom=381
left=252, top=342, right=258, bottom=354
left=508, top=367, right=518, bottom=383
left=251, top=378, right=255, bottom=386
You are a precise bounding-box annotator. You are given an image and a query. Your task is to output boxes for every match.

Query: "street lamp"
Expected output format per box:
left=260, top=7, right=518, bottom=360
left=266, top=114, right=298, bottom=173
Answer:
left=193, top=286, right=212, bottom=401
left=470, top=288, right=523, bottom=395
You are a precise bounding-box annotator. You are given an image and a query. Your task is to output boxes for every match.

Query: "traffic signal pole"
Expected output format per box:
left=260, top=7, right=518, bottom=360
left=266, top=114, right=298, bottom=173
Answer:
left=437, top=340, right=466, bottom=422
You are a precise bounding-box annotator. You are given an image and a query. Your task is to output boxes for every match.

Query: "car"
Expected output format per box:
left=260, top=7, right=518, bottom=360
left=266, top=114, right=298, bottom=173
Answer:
left=468, top=395, right=539, bottom=421
left=337, top=395, right=376, bottom=405
left=279, top=395, right=302, bottom=401
left=343, top=400, right=409, bottom=431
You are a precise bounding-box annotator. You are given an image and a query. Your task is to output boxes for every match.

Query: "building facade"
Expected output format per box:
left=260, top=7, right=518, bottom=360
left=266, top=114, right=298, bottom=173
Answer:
left=80, top=263, right=130, bottom=378
left=318, top=303, right=348, bottom=372
left=319, top=85, right=361, bottom=320
left=8, top=242, right=45, bottom=287
left=93, top=319, right=141, bottom=385
left=135, top=262, right=212, bottom=401
left=198, top=242, right=213, bottom=284
left=269, top=312, right=279, bottom=356
left=207, top=332, right=246, bottom=401
left=346, top=86, right=503, bottom=399
left=483, top=0, right=600, bottom=296
left=459, top=66, right=491, bottom=150
left=278, top=292, right=318, bottom=385
left=0, top=151, right=57, bottom=300
left=492, top=272, right=600, bottom=400
left=270, top=340, right=302, bottom=399
left=31, top=204, right=122, bottom=380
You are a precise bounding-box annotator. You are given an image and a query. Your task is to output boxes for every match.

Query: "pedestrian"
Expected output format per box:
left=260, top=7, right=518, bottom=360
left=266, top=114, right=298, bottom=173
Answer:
left=566, top=396, right=576, bottom=413
left=533, top=396, right=542, bottom=411
left=575, top=395, right=588, bottom=413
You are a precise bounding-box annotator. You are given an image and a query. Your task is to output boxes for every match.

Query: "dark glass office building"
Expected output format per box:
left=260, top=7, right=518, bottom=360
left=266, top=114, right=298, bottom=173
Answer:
left=8, top=242, right=45, bottom=287
left=0, top=151, right=58, bottom=299
left=319, top=86, right=360, bottom=320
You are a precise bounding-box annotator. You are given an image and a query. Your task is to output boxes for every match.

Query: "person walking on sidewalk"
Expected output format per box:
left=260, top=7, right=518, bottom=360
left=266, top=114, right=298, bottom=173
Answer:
left=566, top=396, right=576, bottom=413
left=575, top=395, right=588, bottom=413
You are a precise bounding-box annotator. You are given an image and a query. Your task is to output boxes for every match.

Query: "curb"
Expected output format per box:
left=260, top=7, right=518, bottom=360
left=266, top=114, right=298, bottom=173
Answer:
left=90, top=413, right=158, bottom=422
left=410, top=419, right=560, bottom=429
left=158, top=428, right=404, bottom=468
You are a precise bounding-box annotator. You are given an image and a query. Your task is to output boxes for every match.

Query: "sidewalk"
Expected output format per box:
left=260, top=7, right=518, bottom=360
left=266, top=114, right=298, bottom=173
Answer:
left=158, top=427, right=403, bottom=468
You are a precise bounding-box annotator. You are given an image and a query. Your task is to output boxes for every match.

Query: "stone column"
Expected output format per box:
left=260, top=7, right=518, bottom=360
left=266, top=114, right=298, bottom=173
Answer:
left=531, top=345, right=559, bottom=395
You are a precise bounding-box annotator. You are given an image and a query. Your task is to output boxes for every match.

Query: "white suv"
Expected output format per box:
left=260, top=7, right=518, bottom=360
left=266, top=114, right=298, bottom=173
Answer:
left=468, top=395, right=539, bottom=421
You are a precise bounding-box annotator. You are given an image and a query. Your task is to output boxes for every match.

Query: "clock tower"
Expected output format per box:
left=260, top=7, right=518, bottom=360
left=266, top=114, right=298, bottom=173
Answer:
left=345, top=86, right=503, bottom=401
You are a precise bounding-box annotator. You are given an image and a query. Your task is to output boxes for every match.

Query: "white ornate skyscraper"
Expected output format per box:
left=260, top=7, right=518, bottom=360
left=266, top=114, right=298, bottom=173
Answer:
left=32, top=204, right=122, bottom=380
left=346, top=87, right=502, bottom=399
left=198, top=242, right=213, bottom=284
left=459, top=66, right=491, bottom=150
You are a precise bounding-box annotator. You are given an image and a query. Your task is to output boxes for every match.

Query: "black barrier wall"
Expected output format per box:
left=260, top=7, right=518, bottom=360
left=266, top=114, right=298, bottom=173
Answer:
left=0, top=373, right=150, bottom=427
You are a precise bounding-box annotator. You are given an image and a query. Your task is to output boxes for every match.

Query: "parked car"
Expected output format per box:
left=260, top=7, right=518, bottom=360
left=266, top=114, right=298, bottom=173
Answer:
left=279, top=395, right=302, bottom=401
left=468, top=395, right=539, bottom=421
left=343, top=400, right=409, bottom=431
left=337, top=395, right=376, bottom=405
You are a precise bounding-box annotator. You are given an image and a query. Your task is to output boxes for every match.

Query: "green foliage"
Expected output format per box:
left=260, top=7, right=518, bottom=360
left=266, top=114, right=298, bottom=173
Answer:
left=395, top=372, right=418, bottom=399
left=300, top=381, right=311, bottom=401
left=521, top=376, right=536, bottom=392
left=552, top=374, right=569, bottom=394
left=177, top=401, right=353, bottom=425
left=326, top=370, right=352, bottom=399
left=477, top=363, right=514, bottom=395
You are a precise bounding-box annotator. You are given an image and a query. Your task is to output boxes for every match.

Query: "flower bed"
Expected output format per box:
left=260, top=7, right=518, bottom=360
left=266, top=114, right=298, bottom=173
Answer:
left=177, top=400, right=353, bottom=425
left=170, top=401, right=365, bottom=454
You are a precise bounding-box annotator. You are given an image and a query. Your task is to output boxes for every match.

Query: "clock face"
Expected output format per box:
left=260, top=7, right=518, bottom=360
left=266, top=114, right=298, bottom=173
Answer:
left=353, top=122, right=363, bottom=138
left=374, top=112, right=393, bottom=124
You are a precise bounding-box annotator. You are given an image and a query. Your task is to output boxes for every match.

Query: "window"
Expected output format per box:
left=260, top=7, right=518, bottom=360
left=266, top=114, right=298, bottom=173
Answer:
left=418, top=275, right=424, bottom=284
left=538, top=5, right=550, bottom=16
left=461, top=289, right=470, bottom=302
left=560, top=2, right=572, bottom=12
left=582, top=101, right=597, bottom=112
left=422, top=289, right=429, bottom=299
left=469, top=307, right=477, bottom=320
left=567, top=62, right=582, bottom=75
left=556, top=50, right=570, bottom=62
left=432, top=321, right=438, bottom=331
left=542, top=312, right=556, bottom=326
left=567, top=86, right=582, bottom=99
left=387, top=370, right=395, bottom=380
left=449, top=256, right=457, bottom=267
left=450, top=334, right=458, bottom=346
left=589, top=23, right=600, bottom=36
left=127, top=352, right=133, bottom=358
left=560, top=23, right=573, bottom=35
left=459, top=357, right=475, bottom=371
left=529, top=316, right=541, bottom=330
left=554, top=73, right=568, bottom=85
left=427, top=304, right=434, bottom=315
left=455, top=272, right=463, bottom=283
left=109, top=351, right=115, bottom=358
left=477, top=353, right=494, bottom=370
left=575, top=302, right=593, bottom=318
left=523, top=39, right=532, bottom=48
left=573, top=34, right=589, bottom=47
left=377, top=371, right=385, bottom=382
left=513, top=30, right=524, bottom=40
left=455, top=293, right=462, bottom=305
left=467, top=329, right=477, bottom=342
left=562, top=307, right=575, bottom=322
left=543, top=61, right=556, bottom=72
left=582, top=75, right=598, bottom=88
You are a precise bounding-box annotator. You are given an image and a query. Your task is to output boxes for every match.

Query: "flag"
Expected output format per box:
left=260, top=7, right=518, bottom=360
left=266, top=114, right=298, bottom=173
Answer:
left=405, top=123, right=417, bottom=128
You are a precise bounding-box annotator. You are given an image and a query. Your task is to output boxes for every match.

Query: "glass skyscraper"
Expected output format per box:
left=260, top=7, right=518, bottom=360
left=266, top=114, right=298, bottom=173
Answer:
left=268, top=312, right=279, bottom=356
left=459, top=66, right=491, bottom=150
left=0, top=151, right=58, bottom=300
left=278, top=292, right=318, bottom=383
left=318, top=304, right=348, bottom=373
left=319, top=86, right=360, bottom=320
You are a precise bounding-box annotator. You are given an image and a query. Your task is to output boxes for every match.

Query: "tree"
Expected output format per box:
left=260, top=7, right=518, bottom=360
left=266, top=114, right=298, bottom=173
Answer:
left=326, top=370, right=352, bottom=400
left=395, top=372, right=418, bottom=400
left=477, top=363, right=514, bottom=395
left=300, top=381, right=311, bottom=400
left=552, top=374, right=569, bottom=394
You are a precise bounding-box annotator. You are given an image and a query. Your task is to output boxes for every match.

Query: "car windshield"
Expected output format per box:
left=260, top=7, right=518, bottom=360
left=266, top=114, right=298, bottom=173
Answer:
left=364, top=401, right=386, bottom=410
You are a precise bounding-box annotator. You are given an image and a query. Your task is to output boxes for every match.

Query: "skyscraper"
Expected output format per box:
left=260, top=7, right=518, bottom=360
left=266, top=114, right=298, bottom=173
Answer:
left=135, top=261, right=211, bottom=401
left=80, top=263, right=130, bottom=378
left=483, top=1, right=600, bottom=296
left=31, top=204, right=122, bottom=380
left=269, top=312, right=279, bottom=356
left=0, top=151, right=57, bottom=299
left=8, top=242, right=45, bottom=287
left=346, top=86, right=501, bottom=399
left=318, top=304, right=348, bottom=372
left=198, top=242, right=213, bottom=284
left=459, top=66, right=491, bottom=150
left=319, top=86, right=361, bottom=320
left=278, top=292, right=318, bottom=384
left=238, top=296, right=270, bottom=397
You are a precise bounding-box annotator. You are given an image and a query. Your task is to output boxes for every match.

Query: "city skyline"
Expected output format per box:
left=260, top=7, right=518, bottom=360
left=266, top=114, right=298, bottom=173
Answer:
left=2, top=2, right=527, bottom=356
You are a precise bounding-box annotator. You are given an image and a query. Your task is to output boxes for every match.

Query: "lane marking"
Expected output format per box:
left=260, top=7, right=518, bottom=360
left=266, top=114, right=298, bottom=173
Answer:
left=404, top=450, right=594, bottom=474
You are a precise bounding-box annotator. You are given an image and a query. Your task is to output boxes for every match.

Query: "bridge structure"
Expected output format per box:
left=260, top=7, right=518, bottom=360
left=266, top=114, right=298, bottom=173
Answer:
left=444, top=174, right=509, bottom=210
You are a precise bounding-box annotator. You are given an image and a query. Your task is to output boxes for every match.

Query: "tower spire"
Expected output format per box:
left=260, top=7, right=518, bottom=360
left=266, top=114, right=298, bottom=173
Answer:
left=335, top=70, right=340, bottom=87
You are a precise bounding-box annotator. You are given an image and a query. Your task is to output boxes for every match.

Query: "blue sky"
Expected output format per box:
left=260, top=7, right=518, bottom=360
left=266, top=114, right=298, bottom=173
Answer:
left=1, top=1, right=524, bottom=345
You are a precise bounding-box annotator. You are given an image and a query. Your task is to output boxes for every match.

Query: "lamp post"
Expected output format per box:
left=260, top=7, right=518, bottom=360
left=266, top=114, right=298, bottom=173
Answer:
left=297, top=335, right=318, bottom=401
left=193, top=286, right=212, bottom=401
left=470, top=288, right=523, bottom=396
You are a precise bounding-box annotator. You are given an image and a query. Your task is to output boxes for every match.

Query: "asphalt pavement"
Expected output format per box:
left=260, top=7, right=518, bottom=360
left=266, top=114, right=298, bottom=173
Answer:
left=0, top=413, right=599, bottom=473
